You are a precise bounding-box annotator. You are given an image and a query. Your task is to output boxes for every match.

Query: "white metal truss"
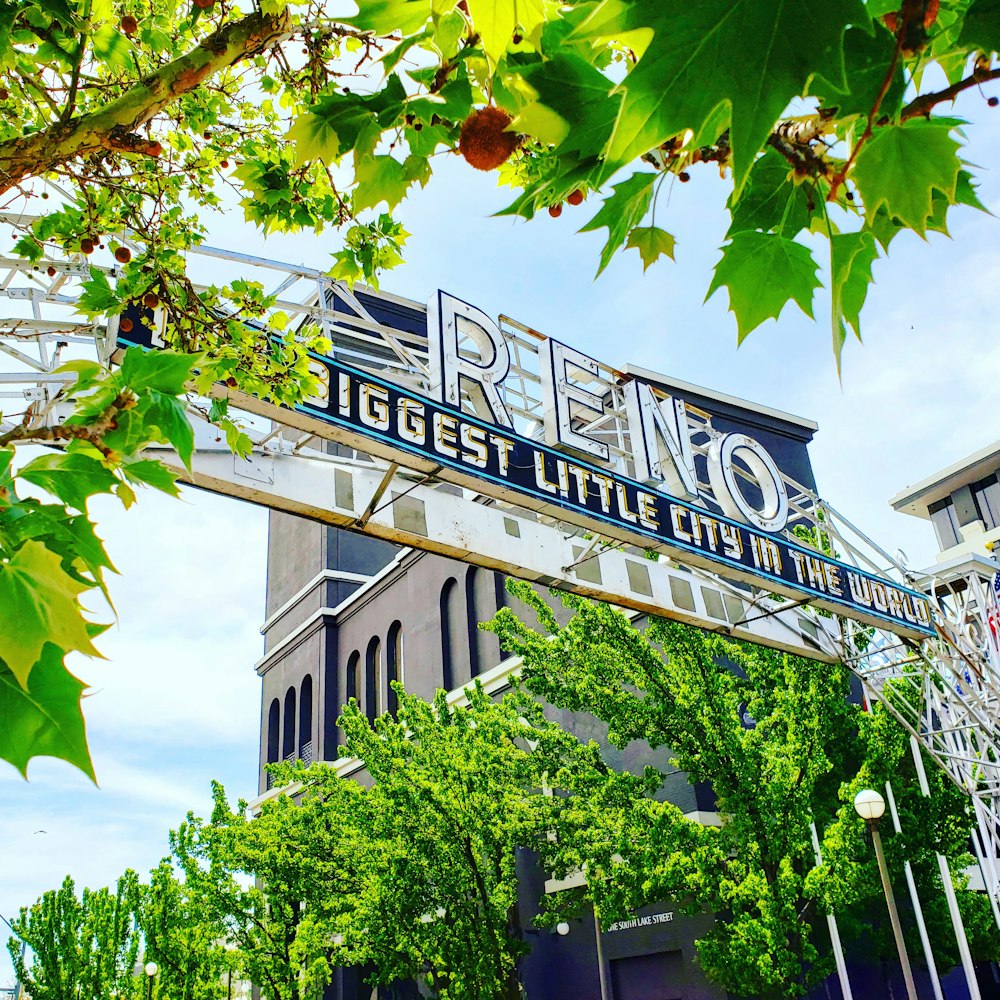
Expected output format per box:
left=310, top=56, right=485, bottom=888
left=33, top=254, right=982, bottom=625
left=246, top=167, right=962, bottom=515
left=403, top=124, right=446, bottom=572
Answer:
left=3, top=223, right=1000, bottom=917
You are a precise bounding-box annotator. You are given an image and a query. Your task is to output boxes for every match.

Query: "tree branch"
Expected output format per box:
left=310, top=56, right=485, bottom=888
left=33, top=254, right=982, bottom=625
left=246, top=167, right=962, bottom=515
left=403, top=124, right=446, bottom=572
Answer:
left=828, top=4, right=913, bottom=201
left=902, top=65, right=1000, bottom=120
left=0, top=9, right=292, bottom=196
left=0, top=392, right=134, bottom=454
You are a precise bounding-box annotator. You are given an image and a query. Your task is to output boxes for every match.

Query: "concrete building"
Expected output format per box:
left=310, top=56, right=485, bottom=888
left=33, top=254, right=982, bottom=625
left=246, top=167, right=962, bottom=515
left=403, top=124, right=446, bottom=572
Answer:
left=253, top=287, right=828, bottom=1000
left=891, top=440, right=1000, bottom=565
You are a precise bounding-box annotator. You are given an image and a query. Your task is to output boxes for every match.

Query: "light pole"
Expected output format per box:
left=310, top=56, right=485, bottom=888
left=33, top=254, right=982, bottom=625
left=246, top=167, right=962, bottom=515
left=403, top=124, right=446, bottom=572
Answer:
left=854, top=789, right=918, bottom=1000
left=144, top=961, right=158, bottom=1000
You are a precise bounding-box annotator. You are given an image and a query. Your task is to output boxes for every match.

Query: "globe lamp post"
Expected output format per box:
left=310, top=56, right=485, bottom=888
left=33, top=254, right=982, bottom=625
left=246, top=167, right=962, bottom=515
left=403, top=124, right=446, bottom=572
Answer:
left=853, top=789, right=917, bottom=1000
left=144, top=961, right=158, bottom=1000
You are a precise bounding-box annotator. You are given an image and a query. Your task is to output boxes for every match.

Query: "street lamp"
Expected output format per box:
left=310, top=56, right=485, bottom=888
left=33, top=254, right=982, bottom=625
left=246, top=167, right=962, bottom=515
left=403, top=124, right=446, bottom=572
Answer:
left=144, top=961, right=158, bottom=1000
left=853, top=789, right=918, bottom=1000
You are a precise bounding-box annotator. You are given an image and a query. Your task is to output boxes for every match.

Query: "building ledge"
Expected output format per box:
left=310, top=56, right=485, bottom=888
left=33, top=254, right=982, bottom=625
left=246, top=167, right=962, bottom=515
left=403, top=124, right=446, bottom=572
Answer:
left=891, top=439, right=1000, bottom=518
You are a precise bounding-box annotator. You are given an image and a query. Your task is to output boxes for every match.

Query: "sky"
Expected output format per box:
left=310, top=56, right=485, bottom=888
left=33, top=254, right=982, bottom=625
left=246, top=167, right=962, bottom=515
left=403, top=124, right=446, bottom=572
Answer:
left=4, top=51, right=1000, bottom=985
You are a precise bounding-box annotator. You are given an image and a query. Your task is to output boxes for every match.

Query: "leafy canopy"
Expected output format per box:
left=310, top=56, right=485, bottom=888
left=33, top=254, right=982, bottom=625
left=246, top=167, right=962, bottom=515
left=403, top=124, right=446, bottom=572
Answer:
left=486, top=583, right=988, bottom=997
left=3, top=0, right=999, bottom=776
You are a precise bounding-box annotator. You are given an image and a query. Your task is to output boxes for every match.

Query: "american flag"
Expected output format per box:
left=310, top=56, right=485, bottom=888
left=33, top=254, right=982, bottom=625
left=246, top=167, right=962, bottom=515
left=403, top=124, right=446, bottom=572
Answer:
left=986, top=571, right=1000, bottom=664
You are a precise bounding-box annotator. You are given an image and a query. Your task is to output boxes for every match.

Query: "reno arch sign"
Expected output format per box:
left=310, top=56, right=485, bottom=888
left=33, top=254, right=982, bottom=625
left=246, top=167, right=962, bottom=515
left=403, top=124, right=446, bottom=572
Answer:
left=119, top=288, right=933, bottom=639
left=427, top=291, right=787, bottom=535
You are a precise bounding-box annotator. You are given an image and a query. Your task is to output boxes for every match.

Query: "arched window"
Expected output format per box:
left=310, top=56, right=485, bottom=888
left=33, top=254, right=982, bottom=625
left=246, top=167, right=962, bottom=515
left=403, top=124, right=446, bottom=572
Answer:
left=266, top=698, right=280, bottom=764
left=386, top=621, right=402, bottom=717
left=465, top=567, right=502, bottom=677
left=466, top=569, right=481, bottom=678
left=365, top=636, right=381, bottom=723
left=440, top=578, right=457, bottom=691
left=346, top=650, right=361, bottom=707
left=323, top=646, right=339, bottom=760
left=299, top=675, right=313, bottom=763
left=440, top=577, right=468, bottom=690
left=282, top=686, right=296, bottom=761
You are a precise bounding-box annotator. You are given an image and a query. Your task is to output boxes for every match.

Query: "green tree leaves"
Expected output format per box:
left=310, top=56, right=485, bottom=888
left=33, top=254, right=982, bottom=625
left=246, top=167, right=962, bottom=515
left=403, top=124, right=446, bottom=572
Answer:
left=854, top=120, right=963, bottom=235
left=19, top=452, right=119, bottom=513
left=0, top=540, right=102, bottom=687
left=578, top=171, right=656, bottom=275
left=830, top=230, right=878, bottom=362
left=9, top=873, right=142, bottom=1000
left=574, top=0, right=865, bottom=187
left=707, top=232, right=821, bottom=342
left=0, top=348, right=200, bottom=778
left=485, top=584, right=978, bottom=998
left=626, top=226, right=676, bottom=270
left=958, top=0, right=1000, bottom=52
left=0, top=646, right=94, bottom=779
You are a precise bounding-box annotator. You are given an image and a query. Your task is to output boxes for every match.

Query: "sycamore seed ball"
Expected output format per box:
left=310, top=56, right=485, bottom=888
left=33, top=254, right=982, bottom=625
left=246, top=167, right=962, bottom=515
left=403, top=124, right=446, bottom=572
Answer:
left=459, top=106, right=519, bottom=172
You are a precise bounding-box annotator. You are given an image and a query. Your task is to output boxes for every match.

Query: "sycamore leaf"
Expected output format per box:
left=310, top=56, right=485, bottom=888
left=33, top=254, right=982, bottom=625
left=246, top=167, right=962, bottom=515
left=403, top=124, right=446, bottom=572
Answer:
left=55, top=358, right=104, bottom=393
left=354, top=155, right=413, bottom=211
left=707, top=232, right=820, bottom=342
left=294, top=77, right=407, bottom=169
left=955, top=168, right=991, bottom=214
left=579, top=172, right=656, bottom=276
left=119, top=347, right=198, bottom=396
left=958, top=0, right=1000, bottom=53
left=0, top=649, right=94, bottom=780
left=830, top=230, right=878, bottom=368
left=145, top=391, right=195, bottom=469
left=0, top=540, right=103, bottom=688
left=122, top=459, right=181, bottom=497
left=853, top=120, right=962, bottom=236
left=116, top=481, right=137, bottom=509
left=466, top=0, right=545, bottom=67
left=574, top=0, right=866, bottom=189
left=811, top=25, right=905, bottom=119
left=19, top=452, right=118, bottom=513
left=467, top=0, right=515, bottom=67
left=514, top=53, right=621, bottom=162
left=727, top=149, right=819, bottom=238
left=76, top=270, right=120, bottom=317
left=625, top=226, right=676, bottom=271
left=12, top=235, right=44, bottom=262
left=341, top=0, right=433, bottom=35
left=286, top=112, right=342, bottom=167
left=91, top=23, right=131, bottom=68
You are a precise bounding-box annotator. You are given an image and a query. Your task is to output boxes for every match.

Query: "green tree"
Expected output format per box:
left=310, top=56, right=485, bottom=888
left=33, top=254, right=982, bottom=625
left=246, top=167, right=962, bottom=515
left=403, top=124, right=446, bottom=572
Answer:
left=486, top=583, right=988, bottom=997
left=8, top=871, right=143, bottom=1000
left=140, top=860, right=233, bottom=1000
left=813, top=689, right=1000, bottom=975
left=5, top=0, right=999, bottom=778
left=318, top=683, right=640, bottom=1000
left=169, top=778, right=363, bottom=1000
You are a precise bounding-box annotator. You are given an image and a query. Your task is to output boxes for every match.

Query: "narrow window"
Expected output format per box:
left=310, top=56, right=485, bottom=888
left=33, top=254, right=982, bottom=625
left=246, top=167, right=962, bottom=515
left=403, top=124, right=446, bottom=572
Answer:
left=973, top=476, right=1000, bottom=531
left=323, top=643, right=339, bottom=760
left=365, top=636, right=381, bottom=723
left=929, top=499, right=961, bottom=550
left=299, top=675, right=313, bottom=763
left=346, top=650, right=361, bottom=707
left=282, top=687, right=296, bottom=761
left=266, top=698, right=280, bottom=764
left=440, top=578, right=457, bottom=690
left=387, top=621, right=403, bottom=718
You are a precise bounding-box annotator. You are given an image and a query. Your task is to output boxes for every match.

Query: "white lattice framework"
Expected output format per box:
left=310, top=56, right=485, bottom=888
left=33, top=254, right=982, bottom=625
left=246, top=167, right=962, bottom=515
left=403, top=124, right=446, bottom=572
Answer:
left=3, top=221, right=1000, bottom=919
